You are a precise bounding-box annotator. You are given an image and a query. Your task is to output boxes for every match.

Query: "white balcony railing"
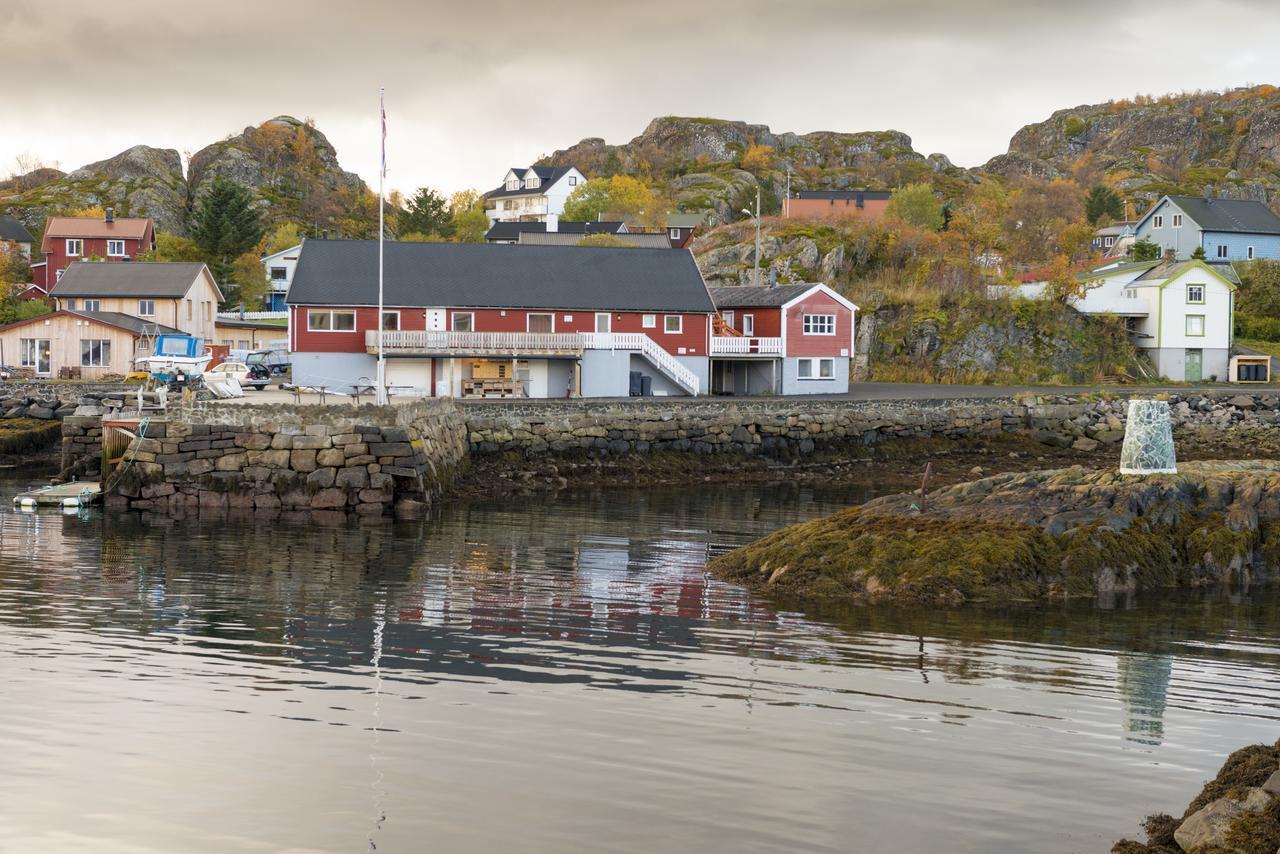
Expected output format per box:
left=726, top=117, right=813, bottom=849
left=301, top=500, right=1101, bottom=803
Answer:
left=709, top=336, right=784, bottom=356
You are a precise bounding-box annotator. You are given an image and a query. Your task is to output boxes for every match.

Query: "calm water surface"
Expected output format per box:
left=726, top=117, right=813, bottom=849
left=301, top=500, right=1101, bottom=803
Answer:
left=0, top=470, right=1277, bottom=853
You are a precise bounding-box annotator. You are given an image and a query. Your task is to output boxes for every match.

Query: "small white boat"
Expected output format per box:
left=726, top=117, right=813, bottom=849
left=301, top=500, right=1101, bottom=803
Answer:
left=139, top=335, right=213, bottom=382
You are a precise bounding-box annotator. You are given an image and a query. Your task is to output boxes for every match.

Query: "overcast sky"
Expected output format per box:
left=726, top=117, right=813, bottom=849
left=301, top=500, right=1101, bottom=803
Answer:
left=4, top=0, right=1280, bottom=197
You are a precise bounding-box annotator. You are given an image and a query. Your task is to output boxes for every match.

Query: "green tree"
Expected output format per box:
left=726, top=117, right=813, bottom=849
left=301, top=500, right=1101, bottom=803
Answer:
left=1190, top=245, right=1207, bottom=260
left=886, top=183, right=945, bottom=231
left=447, top=190, right=490, bottom=243
left=263, top=222, right=302, bottom=255
left=562, top=175, right=662, bottom=226
left=0, top=247, right=32, bottom=286
left=1084, top=185, right=1124, bottom=225
left=0, top=297, right=51, bottom=326
left=138, top=232, right=204, bottom=262
left=187, top=178, right=265, bottom=294
left=231, top=252, right=269, bottom=308
left=1131, top=237, right=1161, bottom=261
left=1238, top=260, right=1280, bottom=318
left=398, top=187, right=452, bottom=238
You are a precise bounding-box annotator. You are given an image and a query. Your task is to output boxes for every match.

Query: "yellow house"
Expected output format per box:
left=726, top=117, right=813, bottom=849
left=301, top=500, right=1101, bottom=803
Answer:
left=213, top=317, right=289, bottom=352
left=0, top=310, right=182, bottom=379
left=50, top=261, right=223, bottom=342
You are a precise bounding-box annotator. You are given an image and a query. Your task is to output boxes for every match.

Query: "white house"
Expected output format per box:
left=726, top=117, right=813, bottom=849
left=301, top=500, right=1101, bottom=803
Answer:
left=484, top=166, right=587, bottom=225
left=1014, top=258, right=1236, bottom=382
left=260, top=243, right=302, bottom=311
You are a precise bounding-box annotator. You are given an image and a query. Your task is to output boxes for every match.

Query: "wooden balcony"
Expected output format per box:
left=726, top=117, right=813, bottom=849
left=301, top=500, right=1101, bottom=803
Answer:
left=709, top=336, right=784, bottom=357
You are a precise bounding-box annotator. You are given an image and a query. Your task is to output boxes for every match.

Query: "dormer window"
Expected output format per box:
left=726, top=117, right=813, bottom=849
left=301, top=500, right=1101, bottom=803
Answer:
left=524, top=175, right=540, bottom=189
left=506, top=178, right=520, bottom=191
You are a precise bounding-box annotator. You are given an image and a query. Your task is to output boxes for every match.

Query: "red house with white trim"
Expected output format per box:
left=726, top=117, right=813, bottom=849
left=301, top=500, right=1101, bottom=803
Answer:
left=33, top=210, right=156, bottom=292
left=707, top=284, right=857, bottom=394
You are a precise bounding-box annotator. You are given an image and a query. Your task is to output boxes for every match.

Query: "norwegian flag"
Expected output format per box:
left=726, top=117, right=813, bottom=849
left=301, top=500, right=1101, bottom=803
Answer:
left=380, top=91, right=387, bottom=178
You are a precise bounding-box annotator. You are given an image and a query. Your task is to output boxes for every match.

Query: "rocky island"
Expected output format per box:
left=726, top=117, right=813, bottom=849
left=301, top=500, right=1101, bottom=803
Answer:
left=710, top=460, right=1280, bottom=606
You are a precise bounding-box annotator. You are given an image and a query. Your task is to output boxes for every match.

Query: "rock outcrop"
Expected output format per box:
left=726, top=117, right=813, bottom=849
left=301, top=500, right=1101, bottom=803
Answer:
left=712, top=461, right=1280, bottom=606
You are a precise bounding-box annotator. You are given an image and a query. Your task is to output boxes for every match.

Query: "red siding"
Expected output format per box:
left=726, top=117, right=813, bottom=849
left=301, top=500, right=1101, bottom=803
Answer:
left=292, top=304, right=711, bottom=355
left=784, top=292, right=854, bottom=357
left=782, top=197, right=889, bottom=221
left=43, top=228, right=155, bottom=291
left=719, top=306, right=782, bottom=337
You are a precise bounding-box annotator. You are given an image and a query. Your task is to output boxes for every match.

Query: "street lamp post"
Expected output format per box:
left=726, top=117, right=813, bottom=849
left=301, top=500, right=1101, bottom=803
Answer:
left=740, top=186, right=762, bottom=287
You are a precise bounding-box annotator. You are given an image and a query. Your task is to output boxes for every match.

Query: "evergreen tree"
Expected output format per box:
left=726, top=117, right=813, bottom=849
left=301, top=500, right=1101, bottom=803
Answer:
left=1131, top=237, right=1162, bottom=261
left=398, top=188, right=453, bottom=238
left=1190, top=245, right=1207, bottom=260
left=1084, top=185, right=1124, bottom=225
left=188, top=177, right=265, bottom=298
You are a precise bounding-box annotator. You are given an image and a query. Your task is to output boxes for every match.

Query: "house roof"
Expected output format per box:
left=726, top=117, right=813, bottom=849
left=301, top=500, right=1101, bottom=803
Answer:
left=793, top=190, right=891, bottom=201
left=1142, top=195, right=1280, bottom=235
left=50, top=261, right=218, bottom=300
left=261, top=243, right=303, bottom=263
left=0, top=308, right=180, bottom=337
left=39, top=215, right=152, bottom=253
left=666, top=213, right=706, bottom=229
left=707, top=284, right=823, bottom=308
left=1093, top=222, right=1135, bottom=237
left=484, top=165, right=578, bottom=200
left=0, top=215, right=34, bottom=243
left=1133, top=259, right=1241, bottom=287
left=484, top=220, right=624, bottom=241
left=287, top=239, right=716, bottom=313
left=519, top=232, right=672, bottom=248
left=1079, top=259, right=1162, bottom=280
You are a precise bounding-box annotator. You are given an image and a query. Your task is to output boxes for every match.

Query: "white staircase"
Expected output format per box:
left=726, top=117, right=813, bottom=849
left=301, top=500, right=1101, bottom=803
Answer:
left=584, top=333, right=701, bottom=395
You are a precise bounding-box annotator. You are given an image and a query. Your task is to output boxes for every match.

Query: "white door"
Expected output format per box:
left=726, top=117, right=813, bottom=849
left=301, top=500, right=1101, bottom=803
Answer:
left=742, top=314, right=755, bottom=336
left=426, top=309, right=446, bottom=331
left=594, top=312, right=612, bottom=333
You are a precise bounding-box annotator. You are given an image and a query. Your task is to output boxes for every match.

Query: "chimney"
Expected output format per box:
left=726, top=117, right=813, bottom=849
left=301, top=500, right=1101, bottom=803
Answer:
left=104, top=207, right=114, bottom=223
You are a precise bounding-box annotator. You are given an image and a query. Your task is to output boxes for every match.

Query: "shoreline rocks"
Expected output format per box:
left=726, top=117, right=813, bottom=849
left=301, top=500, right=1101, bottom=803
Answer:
left=710, top=461, right=1280, bottom=606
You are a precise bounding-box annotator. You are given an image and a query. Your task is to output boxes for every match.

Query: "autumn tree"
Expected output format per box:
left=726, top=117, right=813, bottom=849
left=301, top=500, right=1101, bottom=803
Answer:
left=562, top=176, right=663, bottom=227
left=262, top=222, right=302, bottom=255
left=1002, top=178, right=1085, bottom=265
left=231, top=252, right=269, bottom=308
left=447, top=190, right=489, bottom=243
left=886, top=183, right=945, bottom=231
left=398, top=187, right=452, bottom=238
left=1084, top=185, right=1124, bottom=225
left=187, top=177, right=265, bottom=296
left=740, top=144, right=776, bottom=175
left=576, top=234, right=629, bottom=247
left=138, top=232, right=204, bottom=262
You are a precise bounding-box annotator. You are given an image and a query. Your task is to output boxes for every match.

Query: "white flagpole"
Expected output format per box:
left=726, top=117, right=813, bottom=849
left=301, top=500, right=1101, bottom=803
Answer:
left=375, top=87, right=387, bottom=406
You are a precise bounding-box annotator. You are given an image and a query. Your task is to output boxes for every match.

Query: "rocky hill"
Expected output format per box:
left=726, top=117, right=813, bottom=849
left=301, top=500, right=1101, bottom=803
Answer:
left=0, top=116, right=374, bottom=238
left=983, top=85, right=1280, bottom=207
left=539, top=115, right=967, bottom=222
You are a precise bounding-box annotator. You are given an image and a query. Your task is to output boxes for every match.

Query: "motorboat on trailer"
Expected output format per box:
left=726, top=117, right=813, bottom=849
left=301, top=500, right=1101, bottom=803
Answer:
left=138, top=335, right=213, bottom=384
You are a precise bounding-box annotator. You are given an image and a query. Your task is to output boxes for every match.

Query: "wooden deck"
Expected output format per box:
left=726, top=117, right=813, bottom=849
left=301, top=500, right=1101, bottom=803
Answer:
left=13, top=482, right=102, bottom=507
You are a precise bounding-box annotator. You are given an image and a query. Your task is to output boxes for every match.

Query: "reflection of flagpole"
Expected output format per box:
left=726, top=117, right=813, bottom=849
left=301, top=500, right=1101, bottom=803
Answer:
left=366, top=596, right=386, bottom=851
left=375, top=88, right=388, bottom=406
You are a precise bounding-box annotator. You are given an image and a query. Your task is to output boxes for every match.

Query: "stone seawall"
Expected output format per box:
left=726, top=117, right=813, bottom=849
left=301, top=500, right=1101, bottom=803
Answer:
left=64, top=388, right=1280, bottom=516
left=462, top=391, right=1280, bottom=458
left=103, top=399, right=468, bottom=515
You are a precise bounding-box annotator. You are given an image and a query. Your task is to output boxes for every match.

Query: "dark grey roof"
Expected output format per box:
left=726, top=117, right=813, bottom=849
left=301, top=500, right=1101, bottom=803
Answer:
left=0, top=215, right=33, bottom=243
left=1165, top=196, right=1280, bottom=234
left=50, top=261, right=212, bottom=298
left=1133, top=260, right=1241, bottom=285
left=519, top=232, right=672, bottom=248
left=484, top=166, right=577, bottom=200
left=707, top=284, right=816, bottom=307
left=794, top=190, right=891, bottom=201
left=287, top=239, right=715, bottom=313
left=484, top=220, right=624, bottom=241
left=70, top=311, right=182, bottom=336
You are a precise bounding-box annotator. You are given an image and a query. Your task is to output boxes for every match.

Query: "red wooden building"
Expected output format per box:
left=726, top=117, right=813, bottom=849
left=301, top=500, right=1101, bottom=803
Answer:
left=32, top=210, right=156, bottom=291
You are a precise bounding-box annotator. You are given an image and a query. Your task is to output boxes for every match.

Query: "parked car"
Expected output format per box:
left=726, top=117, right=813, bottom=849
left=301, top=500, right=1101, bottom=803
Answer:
left=207, top=361, right=270, bottom=391
left=246, top=349, right=290, bottom=376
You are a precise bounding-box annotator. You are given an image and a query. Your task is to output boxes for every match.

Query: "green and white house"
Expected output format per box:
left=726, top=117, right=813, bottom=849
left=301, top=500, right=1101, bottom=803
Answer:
left=1017, top=258, right=1236, bottom=382
left=1079, top=259, right=1237, bottom=382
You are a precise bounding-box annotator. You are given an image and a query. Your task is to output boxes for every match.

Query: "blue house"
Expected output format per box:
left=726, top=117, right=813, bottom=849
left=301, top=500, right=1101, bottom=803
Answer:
left=1133, top=194, right=1280, bottom=262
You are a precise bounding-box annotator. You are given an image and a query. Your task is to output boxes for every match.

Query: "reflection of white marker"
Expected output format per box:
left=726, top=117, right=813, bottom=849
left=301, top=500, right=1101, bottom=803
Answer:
left=17, top=497, right=36, bottom=509
left=62, top=497, right=80, bottom=508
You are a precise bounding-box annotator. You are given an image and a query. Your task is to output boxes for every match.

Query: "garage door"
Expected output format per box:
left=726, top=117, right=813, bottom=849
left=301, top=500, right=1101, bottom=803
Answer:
left=385, top=359, right=432, bottom=396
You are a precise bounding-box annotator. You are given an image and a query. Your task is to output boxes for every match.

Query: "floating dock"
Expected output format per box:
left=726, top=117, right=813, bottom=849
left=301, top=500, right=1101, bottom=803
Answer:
left=13, top=482, right=102, bottom=509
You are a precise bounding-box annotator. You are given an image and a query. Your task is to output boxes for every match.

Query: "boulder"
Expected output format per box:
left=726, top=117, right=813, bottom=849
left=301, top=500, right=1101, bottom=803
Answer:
left=1174, top=789, right=1271, bottom=851
left=1228, top=395, right=1258, bottom=410
left=1071, top=437, right=1100, bottom=452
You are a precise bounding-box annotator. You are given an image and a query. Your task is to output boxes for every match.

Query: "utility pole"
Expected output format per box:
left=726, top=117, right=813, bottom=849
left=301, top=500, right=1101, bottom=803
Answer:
left=741, top=187, right=762, bottom=287
left=784, top=164, right=791, bottom=218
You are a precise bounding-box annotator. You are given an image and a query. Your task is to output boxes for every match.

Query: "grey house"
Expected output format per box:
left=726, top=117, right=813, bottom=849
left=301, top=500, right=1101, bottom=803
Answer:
left=1133, top=194, right=1280, bottom=262
left=0, top=215, right=34, bottom=258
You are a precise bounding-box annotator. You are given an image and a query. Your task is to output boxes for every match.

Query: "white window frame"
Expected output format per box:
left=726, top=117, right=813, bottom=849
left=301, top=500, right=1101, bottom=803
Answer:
left=19, top=338, right=38, bottom=368
left=451, top=311, right=474, bottom=332
left=1186, top=285, right=1204, bottom=305
left=1248, top=246, right=1255, bottom=260
left=1104, top=236, right=1114, bottom=247
left=83, top=299, right=100, bottom=312
left=722, top=310, right=734, bottom=329
left=526, top=312, right=555, bottom=334
left=1217, top=244, right=1229, bottom=259
left=595, top=312, right=612, bottom=334
left=1185, top=314, right=1206, bottom=337
left=568, top=176, right=577, bottom=186
left=66, top=238, right=82, bottom=256
left=797, top=358, right=836, bottom=380
left=802, top=313, right=836, bottom=335
left=664, top=314, right=683, bottom=334
left=270, top=266, right=288, bottom=281
left=1152, top=215, right=1163, bottom=229
left=381, top=310, right=400, bottom=331
left=138, top=299, right=156, bottom=316
left=524, top=176, right=540, bottom=189
left=307, top=309, right=356, bottom=332
left=742, top=314, right=755, bottom=336
left=1172, top=214, right=1183, bottom=228
left=80, top=338, right=111, bottom=368
left=106, top=239, right=126, bottom=256
left=669, top=228, right=680, bottom=240
left=65, top=299, right=76, bottom=310
left=641, top=314, right=656, bottom=329
left=505, top=179, right=520, bottom=191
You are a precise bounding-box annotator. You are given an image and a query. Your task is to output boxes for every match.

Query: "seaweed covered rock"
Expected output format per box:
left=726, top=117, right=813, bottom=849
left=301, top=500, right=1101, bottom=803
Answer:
left=710, top=461, right=1280, bottom=605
